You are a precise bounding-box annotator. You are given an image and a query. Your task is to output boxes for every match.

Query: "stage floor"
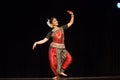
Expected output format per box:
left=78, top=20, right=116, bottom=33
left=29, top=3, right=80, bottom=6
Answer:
left=1, top=76, right=120, bottom=80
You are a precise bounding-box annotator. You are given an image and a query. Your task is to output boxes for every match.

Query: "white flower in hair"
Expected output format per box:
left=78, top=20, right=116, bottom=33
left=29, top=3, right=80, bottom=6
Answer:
left=47, top=19, right=53, bottom=28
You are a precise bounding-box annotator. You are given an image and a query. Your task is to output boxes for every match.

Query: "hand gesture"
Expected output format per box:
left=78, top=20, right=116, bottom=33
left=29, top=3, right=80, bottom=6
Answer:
left=32, top=42, right=37, bottom=50
left=67, top=10, right=74, bottom=15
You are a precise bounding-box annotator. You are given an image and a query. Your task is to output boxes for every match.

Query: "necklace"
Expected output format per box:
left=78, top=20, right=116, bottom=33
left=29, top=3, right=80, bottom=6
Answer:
left=52, top=27, right=59, bottom=32
left=55, top=29, right=62, bottom=39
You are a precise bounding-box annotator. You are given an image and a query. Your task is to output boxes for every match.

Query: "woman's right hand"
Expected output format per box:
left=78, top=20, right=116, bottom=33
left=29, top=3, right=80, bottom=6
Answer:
left=32, top=42, right=37, bottom=50
left=32, top=38, right=48, bottom=50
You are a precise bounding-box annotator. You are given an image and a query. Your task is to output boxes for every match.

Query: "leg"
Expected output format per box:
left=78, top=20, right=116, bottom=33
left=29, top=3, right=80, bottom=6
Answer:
left=60, top=51, right=72, bottom=76
left=49, top=48, right=61, bottom=79
left=61, top=51, right=72, bottom=72
left=49, top=48, right=58, bottom=76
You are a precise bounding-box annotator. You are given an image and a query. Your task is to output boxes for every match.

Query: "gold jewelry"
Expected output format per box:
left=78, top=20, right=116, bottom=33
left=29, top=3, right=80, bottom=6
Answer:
left=71, top=14, right=74, bottom=17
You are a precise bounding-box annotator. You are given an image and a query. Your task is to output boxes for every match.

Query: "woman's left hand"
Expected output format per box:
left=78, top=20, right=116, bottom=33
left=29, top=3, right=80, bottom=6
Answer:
left=67, top=10, right=74, bottom=15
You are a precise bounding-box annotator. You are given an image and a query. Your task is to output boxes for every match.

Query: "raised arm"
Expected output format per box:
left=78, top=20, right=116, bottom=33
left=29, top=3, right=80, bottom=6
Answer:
left=32, top=38, right=48, bottom=50
left=67, top=10, right=74, bottom=28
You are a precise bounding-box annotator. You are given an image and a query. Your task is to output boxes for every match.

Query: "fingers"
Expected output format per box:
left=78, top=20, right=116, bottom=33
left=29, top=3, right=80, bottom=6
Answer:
left=67, top=10, right=70, bottom=12
left=67, top=10, right=72, bottom=12
left=32, top=44, right=36, bottom=50
left=32, top=46, right=35, bottom=50
left=67, top=10, right=73, bottom=15
left=67, top=10, right=71, bottom=13
left=32, top=46, right=34, bottom=50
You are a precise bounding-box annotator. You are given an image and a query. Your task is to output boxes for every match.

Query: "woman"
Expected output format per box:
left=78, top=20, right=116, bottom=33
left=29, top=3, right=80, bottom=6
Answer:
left=32, top=10, right=74, bottom=79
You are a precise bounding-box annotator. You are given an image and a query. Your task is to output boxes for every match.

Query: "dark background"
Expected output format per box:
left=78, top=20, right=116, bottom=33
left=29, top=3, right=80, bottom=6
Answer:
left=5, top=0, right=120, bottom=78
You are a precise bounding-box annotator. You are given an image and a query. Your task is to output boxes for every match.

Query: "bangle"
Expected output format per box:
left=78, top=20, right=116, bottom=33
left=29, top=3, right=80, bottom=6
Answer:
left=71, top=14, right=74, bottom=17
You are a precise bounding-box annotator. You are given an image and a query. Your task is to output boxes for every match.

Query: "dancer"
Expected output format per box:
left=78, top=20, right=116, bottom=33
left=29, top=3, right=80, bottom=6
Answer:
left=32, top=10, right=74, bottom=80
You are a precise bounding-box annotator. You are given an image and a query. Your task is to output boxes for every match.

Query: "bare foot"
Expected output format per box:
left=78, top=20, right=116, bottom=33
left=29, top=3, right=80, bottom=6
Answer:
left=60, top=72, right=68, bottom=76
left=52, top=76, right=60, bottom=80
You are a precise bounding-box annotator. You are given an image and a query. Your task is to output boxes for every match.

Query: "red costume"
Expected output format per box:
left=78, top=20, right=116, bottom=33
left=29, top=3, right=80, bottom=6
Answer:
left=46, top=24, right=72, bottom=76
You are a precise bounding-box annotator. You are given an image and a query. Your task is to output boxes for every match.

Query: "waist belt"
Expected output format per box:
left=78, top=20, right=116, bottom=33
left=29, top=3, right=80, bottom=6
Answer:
left=50, top=42, right=65, bottom=48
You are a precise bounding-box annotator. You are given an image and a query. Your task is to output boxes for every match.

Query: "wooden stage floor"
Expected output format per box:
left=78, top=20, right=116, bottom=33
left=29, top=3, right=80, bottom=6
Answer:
left=1, top=76, right=120, bottom=80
